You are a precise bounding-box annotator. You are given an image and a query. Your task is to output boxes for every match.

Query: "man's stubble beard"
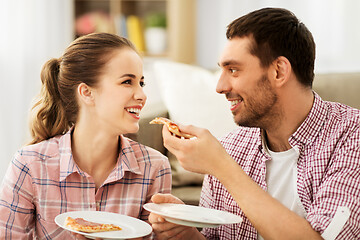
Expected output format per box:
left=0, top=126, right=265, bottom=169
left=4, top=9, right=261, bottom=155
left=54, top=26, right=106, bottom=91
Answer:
left=234, top=74, right=281, bottom=129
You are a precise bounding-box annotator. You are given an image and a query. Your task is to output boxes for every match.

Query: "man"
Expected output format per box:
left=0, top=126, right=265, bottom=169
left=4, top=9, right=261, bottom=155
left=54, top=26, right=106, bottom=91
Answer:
left=149, top=7, right=360, bottom=240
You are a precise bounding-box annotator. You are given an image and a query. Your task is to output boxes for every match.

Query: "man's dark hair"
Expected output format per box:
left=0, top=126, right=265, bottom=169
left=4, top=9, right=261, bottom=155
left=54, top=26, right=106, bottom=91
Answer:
left=227, top=8, right=316, bottom=87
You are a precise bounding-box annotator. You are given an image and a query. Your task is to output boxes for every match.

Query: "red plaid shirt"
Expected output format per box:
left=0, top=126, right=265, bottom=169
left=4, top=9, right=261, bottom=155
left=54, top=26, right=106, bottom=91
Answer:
left=200, top=92, right=360, bottom=239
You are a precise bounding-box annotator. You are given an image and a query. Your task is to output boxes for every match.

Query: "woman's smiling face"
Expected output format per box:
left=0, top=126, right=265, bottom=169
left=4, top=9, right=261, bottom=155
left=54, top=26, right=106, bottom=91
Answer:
left=90, top=47, right=146, bottom=135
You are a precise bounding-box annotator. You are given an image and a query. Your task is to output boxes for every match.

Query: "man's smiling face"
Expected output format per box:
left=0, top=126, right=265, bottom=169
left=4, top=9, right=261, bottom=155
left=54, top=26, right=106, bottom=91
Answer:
left=216, top=36, right=279, bottom=128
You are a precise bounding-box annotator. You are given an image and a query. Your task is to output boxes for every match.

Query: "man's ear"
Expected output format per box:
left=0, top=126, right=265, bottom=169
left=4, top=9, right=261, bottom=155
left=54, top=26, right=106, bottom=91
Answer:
left=77, top=83, right=94, bottom=105
left=272, top=56, right=291, bottom=87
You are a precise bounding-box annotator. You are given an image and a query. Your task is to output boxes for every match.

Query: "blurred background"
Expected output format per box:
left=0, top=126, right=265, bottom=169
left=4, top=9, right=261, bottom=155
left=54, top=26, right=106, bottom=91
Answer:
left=1, top=0, right=360, bottom=181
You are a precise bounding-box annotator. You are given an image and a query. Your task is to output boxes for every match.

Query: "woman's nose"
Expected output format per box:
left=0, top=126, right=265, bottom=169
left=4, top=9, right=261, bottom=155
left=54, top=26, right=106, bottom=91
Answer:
left=135, top=85, right=147, bottom=102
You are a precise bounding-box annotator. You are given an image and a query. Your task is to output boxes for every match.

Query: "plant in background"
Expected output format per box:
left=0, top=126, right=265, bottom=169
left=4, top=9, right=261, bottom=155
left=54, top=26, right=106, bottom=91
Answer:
left=145, top=13, right=166, bottom=28
left=144, top=13, right=167, bottom=55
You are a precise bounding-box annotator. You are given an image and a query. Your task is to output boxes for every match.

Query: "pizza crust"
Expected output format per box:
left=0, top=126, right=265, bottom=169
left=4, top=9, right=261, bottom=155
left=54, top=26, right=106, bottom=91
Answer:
left=65, top=216, right=122, bottom=233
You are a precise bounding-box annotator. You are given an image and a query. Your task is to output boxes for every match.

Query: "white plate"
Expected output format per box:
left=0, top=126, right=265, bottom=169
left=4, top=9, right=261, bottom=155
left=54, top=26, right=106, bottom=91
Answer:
left=143, top=203, right=242, bottom=228
left=55, top=211, right=152, bottom=239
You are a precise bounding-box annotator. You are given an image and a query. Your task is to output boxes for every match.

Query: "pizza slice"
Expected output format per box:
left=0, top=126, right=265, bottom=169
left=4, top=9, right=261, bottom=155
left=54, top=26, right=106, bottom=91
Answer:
left=149, top=117, right=194, bottom=139
left=64, top=216, right=122, bottom=233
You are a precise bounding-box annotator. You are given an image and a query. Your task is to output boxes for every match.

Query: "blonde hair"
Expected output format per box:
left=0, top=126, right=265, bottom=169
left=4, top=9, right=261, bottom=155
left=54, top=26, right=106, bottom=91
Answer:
left=29, top=33, right=137, bottom=144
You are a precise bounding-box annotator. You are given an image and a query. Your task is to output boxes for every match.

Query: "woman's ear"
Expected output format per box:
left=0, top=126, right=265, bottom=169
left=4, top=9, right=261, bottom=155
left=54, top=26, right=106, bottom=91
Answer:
left=273, top=56, right=291, bottom=87
left=77, top=83, right=94, bottom=105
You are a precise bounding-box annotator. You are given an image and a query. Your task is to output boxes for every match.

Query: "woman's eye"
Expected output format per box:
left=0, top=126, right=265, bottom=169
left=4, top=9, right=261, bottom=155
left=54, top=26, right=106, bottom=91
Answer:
left=122, top=80, right=132, bottom=84
left=229, top=69, right=238, bottom=73
left=121, top=79, right=145, bottom=87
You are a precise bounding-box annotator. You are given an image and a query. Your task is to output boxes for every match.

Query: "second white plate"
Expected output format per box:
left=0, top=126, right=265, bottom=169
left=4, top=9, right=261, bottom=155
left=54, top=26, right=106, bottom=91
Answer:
left=143, top=203, right=242, bottom=228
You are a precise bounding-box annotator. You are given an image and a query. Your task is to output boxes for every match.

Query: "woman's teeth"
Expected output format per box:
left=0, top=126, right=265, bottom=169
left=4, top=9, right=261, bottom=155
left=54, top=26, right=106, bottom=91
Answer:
left=126, top=108, right=140, bottom=114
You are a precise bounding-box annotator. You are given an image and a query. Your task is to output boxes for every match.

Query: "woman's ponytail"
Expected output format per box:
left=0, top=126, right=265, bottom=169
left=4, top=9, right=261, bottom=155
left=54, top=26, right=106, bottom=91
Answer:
left=29, top=58, right=69, bottom=144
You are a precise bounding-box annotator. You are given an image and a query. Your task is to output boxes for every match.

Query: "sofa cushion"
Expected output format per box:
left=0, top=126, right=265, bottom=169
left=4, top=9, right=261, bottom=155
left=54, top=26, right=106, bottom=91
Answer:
left=313, top=72, right=360, bottom=109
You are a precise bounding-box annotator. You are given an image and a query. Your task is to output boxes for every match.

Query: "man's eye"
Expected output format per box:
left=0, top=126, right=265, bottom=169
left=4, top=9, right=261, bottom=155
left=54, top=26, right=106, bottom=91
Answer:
left=229, top=69, right=238, bottom=73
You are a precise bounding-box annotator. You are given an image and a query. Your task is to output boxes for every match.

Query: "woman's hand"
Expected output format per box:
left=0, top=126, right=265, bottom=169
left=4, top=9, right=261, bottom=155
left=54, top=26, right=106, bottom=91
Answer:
left=148, top=194, right=204, bottom=240
left=72, top=232, right=102, bottom=239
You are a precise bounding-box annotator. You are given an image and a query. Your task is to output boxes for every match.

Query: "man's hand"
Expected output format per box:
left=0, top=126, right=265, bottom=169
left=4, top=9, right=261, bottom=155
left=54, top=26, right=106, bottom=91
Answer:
left=162, top=125, right=233, bottom=177
left=148, top=194, right=204, bottom=240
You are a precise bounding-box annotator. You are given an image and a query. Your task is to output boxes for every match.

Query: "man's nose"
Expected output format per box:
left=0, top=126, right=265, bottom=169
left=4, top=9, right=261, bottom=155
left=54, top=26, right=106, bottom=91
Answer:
left=216, top=71, right=231, bottom=94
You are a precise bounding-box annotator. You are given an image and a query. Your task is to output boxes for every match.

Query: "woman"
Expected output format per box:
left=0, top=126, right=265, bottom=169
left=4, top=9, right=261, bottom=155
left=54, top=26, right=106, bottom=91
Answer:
left=0, top=33, right=171, bottom=239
